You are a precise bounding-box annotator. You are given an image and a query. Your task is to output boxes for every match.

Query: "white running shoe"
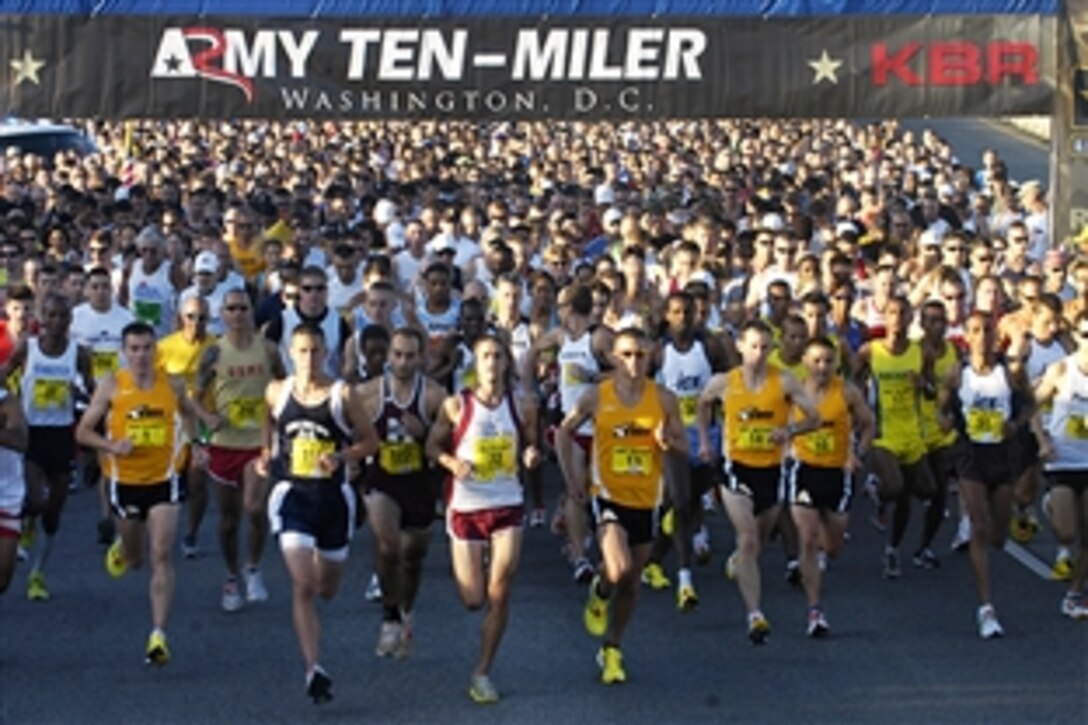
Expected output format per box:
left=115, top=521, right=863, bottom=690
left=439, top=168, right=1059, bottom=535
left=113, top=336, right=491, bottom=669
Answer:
left=365, top=573, right=383, bottom=602
left=693, top=527, right=711, bottom=564
left=1060, top=593, right=1088, bottom=620
left=977, top=604, right=1004, bottom=639
left=222, top=577, right=244, bottom=613
left=375, top=621, right=402, bottom=657
left=244, top=567, right=269, bottom=603
left=950, top=517, right=971, bottom=552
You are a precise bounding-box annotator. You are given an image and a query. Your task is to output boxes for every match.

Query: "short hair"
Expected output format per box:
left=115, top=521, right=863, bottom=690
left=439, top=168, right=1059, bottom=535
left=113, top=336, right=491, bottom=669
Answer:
left=739, top=319, right=773, bottom=338
left=801, top=291, right=829, bottom=309
left=362, top=324, right=393, bottom=347
left=782, top=314, right=808, bottom=333
left=122, top=321, right=156, bottom=344
left=6, top=285, right=34, bottom=304
left=86, top=266, right=111, bottom=283
left=665, top=291, right=694, bottom=310
left=613, top=326, right=647, bottom=347
left=423, top=262, right=450, bottom=279
left=1032, top=293, right=1063, bottom=317
left=291, top=321, right=326, bottom=344
left=299, top=265, right=327, bottom=282
left=804, top=336, right=837, bottom=355
left=389, top=326, right=421, bottom=351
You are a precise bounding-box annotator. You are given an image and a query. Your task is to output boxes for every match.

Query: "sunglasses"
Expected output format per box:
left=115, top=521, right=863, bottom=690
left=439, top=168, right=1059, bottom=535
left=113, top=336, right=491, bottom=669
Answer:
left=1009, top=237, right=1028, bottom=244
left=283, top=292, right=299, bottom=302
left=832, top=294, right=852, bottom=301
left=974, top=256, right=993, bottom=263
left=943, top=293, right=965, bottom=301
left=301, top=284, right=327, bottom=293
left=223, top=305, right=249, bottom=313
left=1076, top=329, right=1088, bottom=339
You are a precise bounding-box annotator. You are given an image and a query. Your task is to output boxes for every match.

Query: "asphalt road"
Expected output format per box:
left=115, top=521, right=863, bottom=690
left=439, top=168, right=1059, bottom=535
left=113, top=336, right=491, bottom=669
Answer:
left=1, top=121, right=1084, bottom=724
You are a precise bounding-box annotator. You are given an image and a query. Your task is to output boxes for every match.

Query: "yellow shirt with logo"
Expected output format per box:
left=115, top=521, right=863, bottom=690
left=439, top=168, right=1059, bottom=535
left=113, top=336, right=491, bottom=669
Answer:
left=871, top=340, right=926, bottom=464
left=210, top=337, right=272, bottom=450
left=591, top=379, right=665, bottom=510
left=156, top=332, right=215, bottom=398
left=794, top=377, right=850, bottom=468
left=724, top=367, right=790, bottom=468
left=106, top=369, right=183, bottom=485
left=921, top=343, right=959, bottom=451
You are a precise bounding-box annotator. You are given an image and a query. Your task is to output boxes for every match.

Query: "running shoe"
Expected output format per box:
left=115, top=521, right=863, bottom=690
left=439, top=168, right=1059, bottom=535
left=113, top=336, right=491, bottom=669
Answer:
left=677, top=583, right=699, bottom=612
left=394, top=612, right=413, bottom=659
left=882, top=548, right=901, bottom=579
left=468, top=673, right=499, bottom=703
left=1009, top=514, right=1039, bottom=544
left=661, top=507, right=675, bottom=536
left=181, top=534, right=199, bottom=560
left=977, top=604, right=1004, bottom=639
left=1060, top=593, right=1088, bottom=621
left=1052, top=556, right=1074, bottom=582
left=806, top=608, right=830, bottom=638
left=597, top=646, right=627, bottom=685
left=641, top=562, right=671, bottom=590
left=785, top=559, right=802, bottom=587
left=244, top=567, right=269, bottom=603
left=950, top=517, right=971, bottom=552
left=912, top=548, right=940, bottom=570
left=365, top=573, right=383, bottom=602
left=105, top=538, right=128, bottom=579
left=375, top=621, right=403, bottom=657
left=96, top=517, right=115, bottom=546
left=306, top=665, right=333, bottom=703
left=145, top=631, right=170, bottom=666
left=26, top=570, right=49, bottom=601
left=869, top=506, right=888, bottom=533
left=748, top=613, right=771, bottom=645
left=584, top=575, right=609, bottom=637
left=572, top=557, right=595, bottom=585
left=701, top=490, right=716, bottom=514
left=693, top=527, right=711, bottom=565
left=529, top=508, right=547, bottom=528
left=222, top=577, right=244, bottom=612
left=724, top=551, right=738, bottom=580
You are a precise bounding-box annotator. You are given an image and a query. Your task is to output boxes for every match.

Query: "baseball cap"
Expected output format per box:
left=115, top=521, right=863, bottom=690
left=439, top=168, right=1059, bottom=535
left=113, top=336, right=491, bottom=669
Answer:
left=194, top=251, right=218, bottom=274
left=602, top=208, right=623, bottom=227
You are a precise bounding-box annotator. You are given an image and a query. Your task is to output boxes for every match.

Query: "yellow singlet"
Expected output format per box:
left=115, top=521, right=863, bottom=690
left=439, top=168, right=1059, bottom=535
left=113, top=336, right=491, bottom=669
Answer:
left=921, top=343, right=959, bottom=451
left=106, top=369, right=183, bottom=485
left=591, top=379, right=665, bottom=510
left=210, top=337, right=271, bottom=450
left=794, top=377, right=851, bottom=468
left=724, top=367, right=790, bottom=468
left=871, top=340, right=926, bottom=464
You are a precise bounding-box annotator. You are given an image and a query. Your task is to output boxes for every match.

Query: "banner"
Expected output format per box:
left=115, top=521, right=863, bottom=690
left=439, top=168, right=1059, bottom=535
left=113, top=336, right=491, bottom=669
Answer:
left=0, top=15, right=1056, bottom=120
left=1052, top=1, right=1088, bottom=245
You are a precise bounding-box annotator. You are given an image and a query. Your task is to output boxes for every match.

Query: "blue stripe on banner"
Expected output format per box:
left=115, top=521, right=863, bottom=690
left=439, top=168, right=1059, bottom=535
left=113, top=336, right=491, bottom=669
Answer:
left=3, top=0, right=1059, bottom=17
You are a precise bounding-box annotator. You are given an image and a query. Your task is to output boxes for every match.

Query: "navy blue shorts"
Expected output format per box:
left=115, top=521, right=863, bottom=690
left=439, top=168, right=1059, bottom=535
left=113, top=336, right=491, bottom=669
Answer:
left=268, top=480, right=356, bottom=561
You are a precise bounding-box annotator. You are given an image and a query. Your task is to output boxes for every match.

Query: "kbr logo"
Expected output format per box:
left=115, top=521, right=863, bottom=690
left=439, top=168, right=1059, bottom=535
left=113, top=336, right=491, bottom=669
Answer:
left=150, top=27, right=318, bottom=103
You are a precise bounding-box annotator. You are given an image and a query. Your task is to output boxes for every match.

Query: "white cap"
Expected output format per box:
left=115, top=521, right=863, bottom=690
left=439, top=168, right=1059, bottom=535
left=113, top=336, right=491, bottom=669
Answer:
left=594, top=183, right=615, bottom=206
left=429, top=234, right=457, bottom=254
left=194, top=251, right=218, bottom=274
left=761, top=213, right=786, bottom=232
left=373, top=198, right=397, bottom=226
left=602, top=208, right=623, bottom=227
left=919, top=228, right=942, bottom=247
left=835, top=220, right=858, bottom=237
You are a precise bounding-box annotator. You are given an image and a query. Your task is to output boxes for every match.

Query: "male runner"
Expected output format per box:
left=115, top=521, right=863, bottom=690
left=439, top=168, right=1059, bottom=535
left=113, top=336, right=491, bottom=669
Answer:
left=560, top=327, right=686, bottom=683
left=259, top=322, right=378, bottom=703
left=195, top=289, right=285, bottom=611
left=75, top=321, right=213, bottom=664
left=0, top=387, right=28, bottom=594
left=426, top=334, right=541, bottom=703
left=697, top=320, right=819, bottom=643
left=358, top=327, right=446, bottom=657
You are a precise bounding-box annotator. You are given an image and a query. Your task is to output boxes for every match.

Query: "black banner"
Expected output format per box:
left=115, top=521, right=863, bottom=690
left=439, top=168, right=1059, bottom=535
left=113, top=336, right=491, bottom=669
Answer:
left=0, top=15, right=1056, bottom=119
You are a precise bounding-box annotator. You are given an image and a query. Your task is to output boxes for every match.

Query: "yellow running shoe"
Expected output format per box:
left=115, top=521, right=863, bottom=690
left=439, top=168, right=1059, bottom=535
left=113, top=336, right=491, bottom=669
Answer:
left=661, top=507, right=675, bottom=536
left=724, top=551, right=739, bottom=580
left=584, top=575, right=609, bottom=637
left=677, top=583, right=698, bottom=612
left=145, top=631, right=170, bottom=666
left=26, top=570, right=49, bottom=601
left=640, top=562, right=671, bottom=590
left=597, top=646, right=627, bottom=685
left=468, top=674, right=499, bottom=704
left=105, top=539, right=128, bottom=579
left=1009, top=516, right=1038, bottom=544
left=1052, top=557, right=1074, bottom=582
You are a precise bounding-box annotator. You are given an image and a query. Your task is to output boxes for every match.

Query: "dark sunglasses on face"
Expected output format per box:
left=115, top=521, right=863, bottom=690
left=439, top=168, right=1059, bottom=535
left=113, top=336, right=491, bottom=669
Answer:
left=223, top=305, right=249, bottom=313
left=185, top=313, right=208, bottom=322
left=301, top=284, right=326, bottom=293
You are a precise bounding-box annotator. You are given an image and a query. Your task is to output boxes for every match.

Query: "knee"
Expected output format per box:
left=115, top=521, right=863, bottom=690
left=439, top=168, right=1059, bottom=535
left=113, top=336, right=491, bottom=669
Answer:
left=462, top=592, right=486, bottom=612
left=736, top=530, right=759, bottom=557
left=150, top=546, right=171, bottom=570
left=318, top=582, right=338, bottom=600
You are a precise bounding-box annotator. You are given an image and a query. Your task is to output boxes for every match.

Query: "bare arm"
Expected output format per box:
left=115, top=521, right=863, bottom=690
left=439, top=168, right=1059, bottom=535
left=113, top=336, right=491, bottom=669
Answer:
left=696, top=372, right=727, bottom=461
left=75, top=346, right=96, bottom=399
left=656, top=386, right=689, bottom=455
left=0, top=341, right=28, bottom=384
left=341, top=384, right=380, bottom=463
left=843, top=381, right=876, bottom=462
left=0, top=393, right=28, bottom=453
left=425, top=394, right=467, bottom=477
left=782, top=373, right=820, bottom=438
left=194, top=343, right=220, bottom=404
left=75, top=375, right=122, bottom=455
left=556, top=386, right=600, bottom=502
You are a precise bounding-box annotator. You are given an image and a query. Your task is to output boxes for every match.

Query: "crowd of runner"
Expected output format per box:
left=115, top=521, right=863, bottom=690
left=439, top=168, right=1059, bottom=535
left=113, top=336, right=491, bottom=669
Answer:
left=0, top=117, right=1086, bottom=704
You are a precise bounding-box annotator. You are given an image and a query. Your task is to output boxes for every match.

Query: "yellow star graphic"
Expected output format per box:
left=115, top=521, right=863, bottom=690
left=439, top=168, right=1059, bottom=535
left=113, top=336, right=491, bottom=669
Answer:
left=808, top=50, right=843, bottom=85
left=10, top=49, right=45, bottom=86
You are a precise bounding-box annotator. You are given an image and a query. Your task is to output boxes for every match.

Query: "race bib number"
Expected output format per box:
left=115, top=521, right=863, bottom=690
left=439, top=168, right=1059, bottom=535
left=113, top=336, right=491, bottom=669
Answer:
left=610, top=446, right=653, bottom=475
left=966, top=408, right=1004, bottom=442
left=736, top=424, right=776, bottom=452
left=379, top=441, right=423, bottom=474
left=474, top=436, right=515, bottom=482
left=679, top=396, right=698, bottom=427
left=126, top=419, right=167, bottom=448
left=227, top=397, right=264, bottom=430
left=133, top=299, right=163, bottom=326
left=804, top=429, right=836, bottom=456
left=91, top=350, right=120, bottom=379
left=290, top=437, right=335, bottom=479
left=32, top=378, right=69, bottom=410
left=1065, top=414, right=1088, bottom=440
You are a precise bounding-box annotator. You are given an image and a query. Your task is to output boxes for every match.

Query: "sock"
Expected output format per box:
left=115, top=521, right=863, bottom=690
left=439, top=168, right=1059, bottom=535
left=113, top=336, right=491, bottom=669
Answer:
left=383, top=605, right=402, bottom=622
left=677, top=568, right=693, bottom=588
left=1057, top=547, right=1072, bottom=562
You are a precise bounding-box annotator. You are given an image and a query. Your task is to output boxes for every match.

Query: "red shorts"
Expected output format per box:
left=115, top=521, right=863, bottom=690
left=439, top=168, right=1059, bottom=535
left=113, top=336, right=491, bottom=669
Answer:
left=0, top=508, right=20, bottom=538
left=544, top=426, right=592, bottom=456
left=207, top=446, right=261, bottom=487
left=447, top=505, right=524, bottom=542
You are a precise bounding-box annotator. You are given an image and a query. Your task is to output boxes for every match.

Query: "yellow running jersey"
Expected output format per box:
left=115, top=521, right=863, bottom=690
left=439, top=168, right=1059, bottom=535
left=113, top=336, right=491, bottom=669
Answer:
left=921, top=343, right=959, bottom=451
left=591, top=379, right=665, bottom=510
left=724, top=367, right=790, bottom=468
left=870, top=340, right=925, bottom=464
left=106, top=369, right=184, bottom=485
left=794, top=377, right=850, bottom=468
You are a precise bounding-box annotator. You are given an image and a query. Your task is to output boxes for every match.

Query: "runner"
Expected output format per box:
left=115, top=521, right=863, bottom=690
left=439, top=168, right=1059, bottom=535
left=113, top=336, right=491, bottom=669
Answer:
left=265, top=266, right=351, bottom=379
left=426, top=333, right=541, bottom=703
left=259, top=322, right=378, bottom=703
left=1033, top=311, right=1088, bottom=619
left=75, top=321, right=215, bottom=664
left=559, top=326, right=686, bottom=682
left=697, top=319, right=820, bottom=643
left=788, top=337, right=874, bottom=636
left=358, top=327, right=446, bottom=658
left=1, top=293, right=94, bottom=600
left=195, top=289, right=285, bottom=612
left=120, top=226, right=184, bottom=339
left=938, top=311, right=1035, bottom=638
left=0, top=386, right=28, bottom=595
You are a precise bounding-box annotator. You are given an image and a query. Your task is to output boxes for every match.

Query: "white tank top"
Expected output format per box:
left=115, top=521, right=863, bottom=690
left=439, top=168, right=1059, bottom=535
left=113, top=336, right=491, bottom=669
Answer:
left=70, top=303, right=135, bottom=381
left=656, top=338, right=712, bottom=430
left=22, top=338, right=78, bottom=426
left=1027, top=337, right=1066, bottom=384
left=279, top=307, right=343, bottom=379
left=128, top=260, right=176, bottom=337
left=958, top=364, right=1012, bottom=445
left=416, top=298, right=461, bottom=347
left=558, top=330, right=598, bottom=436
left=1045, top=356, right=1088, bottom=471
left=453, top=342, right=476, bottom=393
left=0, top=390, right=25, bottom=510
left=503, top=319, right=532, bottom=381
left=449, top=390, right=523, bottom=512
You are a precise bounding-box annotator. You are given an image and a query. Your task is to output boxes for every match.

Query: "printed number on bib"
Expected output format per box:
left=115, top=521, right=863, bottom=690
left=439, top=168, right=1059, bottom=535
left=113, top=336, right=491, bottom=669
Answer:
left=290, top=438, right=335, bottom=478
left=379, top=441, right=423, bottom=474
left=1065, top=414, right=1088, bottom=440
left=966, top=409, right=1004, bottom=442
left=32, top=379, right=68, bottom=409
left=737, top=424, right=776, bottom=451
left=91, top=350, right=119, bottom=379
left=805, top=429, right=836, bottom=456
left=126, top=419, right=167, bottom=448
left=610, top=446, right=653, bottom=475
left=679, top=396, right=698, bottom=427
left=227, top=397, right=264, bottom=429
left=474, top=436, right=515, bottom=481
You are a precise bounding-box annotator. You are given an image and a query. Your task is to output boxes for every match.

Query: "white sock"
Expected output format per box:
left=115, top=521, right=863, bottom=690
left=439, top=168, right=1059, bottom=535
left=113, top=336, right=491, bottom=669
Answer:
left=1057, top=547, right=1072, bottom=562
left=678, top=568, right=693, bottom=588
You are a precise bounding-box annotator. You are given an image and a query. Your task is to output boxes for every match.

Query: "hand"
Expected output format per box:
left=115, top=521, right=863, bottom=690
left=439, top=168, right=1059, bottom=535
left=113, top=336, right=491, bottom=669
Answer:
left=400, top=412, right=425, bottom=439
left=697, top=436, right=713, bottom=464
left=191, top=444, right=209, bottom=469
left=449, top=457, right=473, bottom=480
left=654, top=420, right=669, bottom=450
left=523, top=444, right=542, bottom=469
left=1037, top=437, right=1055, bottom=462
left=317, top=451, right=342, bottom=474
left=112, top=439, right=134, bottom=457
left=206, top=414, right=226, bottom=434
left=254, top=449, right=271, bottom=478
left=771, top=426, right=792, bottom=445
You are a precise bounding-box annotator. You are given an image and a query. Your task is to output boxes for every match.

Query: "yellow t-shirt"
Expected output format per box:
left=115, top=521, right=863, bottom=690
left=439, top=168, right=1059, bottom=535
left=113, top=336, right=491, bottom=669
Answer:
left=794, top=377, right=850, bottom=468
left=592, top=380, right=665, bottom=510
left=106, top=370, right=183, bottom=485
left=156, top=332, right=215, bottom=398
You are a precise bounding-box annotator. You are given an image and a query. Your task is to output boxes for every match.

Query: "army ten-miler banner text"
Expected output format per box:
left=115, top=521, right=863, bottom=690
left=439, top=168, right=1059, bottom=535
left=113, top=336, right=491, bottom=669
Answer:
left=0, top=15, right=1056, bottom=119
